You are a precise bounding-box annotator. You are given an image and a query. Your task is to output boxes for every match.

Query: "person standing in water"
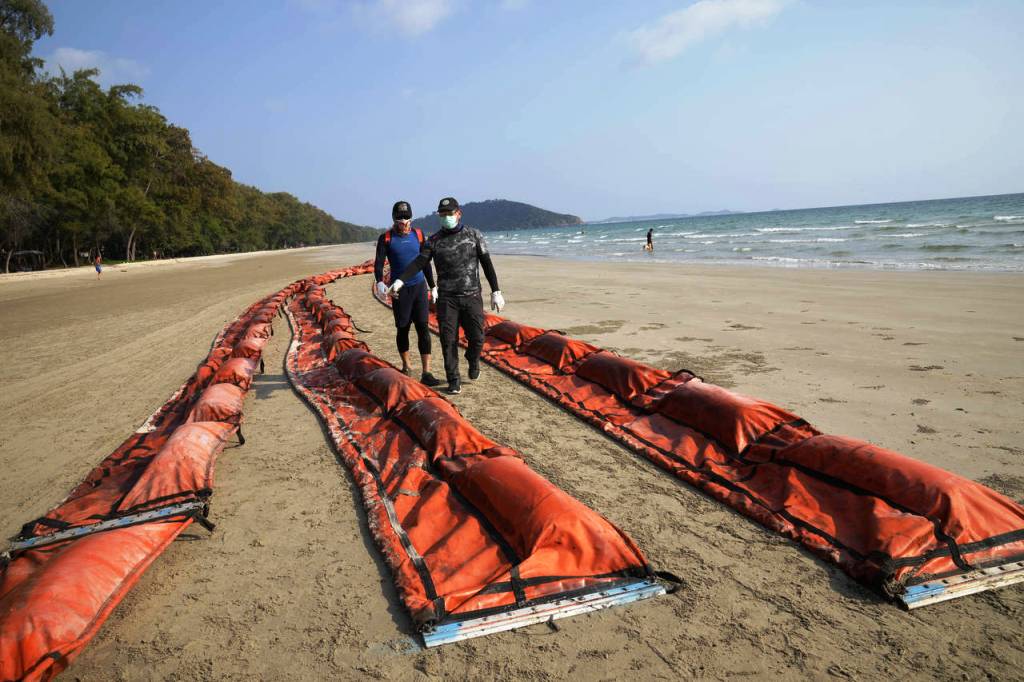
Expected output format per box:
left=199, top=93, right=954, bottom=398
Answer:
left=645, top=228, right=654, bottom=252
left=389, top=197, right=504, bottom=395
left=374, top=200, right=441, bottom=386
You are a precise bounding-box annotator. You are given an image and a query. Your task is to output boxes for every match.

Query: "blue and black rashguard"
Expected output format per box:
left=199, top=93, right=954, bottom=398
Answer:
left=374, top=229, right=435, bottom=355
left=374, top=230, right=435, bottom=289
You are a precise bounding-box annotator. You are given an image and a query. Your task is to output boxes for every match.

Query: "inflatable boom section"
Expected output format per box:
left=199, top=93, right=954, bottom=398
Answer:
left=372, top=281, right=1024, bottom=607
left=0, top=284, right=299, bottom=681
left=286, top=275, right=667, bottom=645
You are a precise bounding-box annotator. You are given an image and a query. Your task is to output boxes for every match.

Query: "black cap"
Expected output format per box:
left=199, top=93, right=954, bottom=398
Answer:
left=437, top=197, right=459, bottom=213
left=392, top=201, right=412, bottom=220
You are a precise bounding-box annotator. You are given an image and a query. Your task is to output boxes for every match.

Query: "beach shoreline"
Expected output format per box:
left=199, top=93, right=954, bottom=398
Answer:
left=1, top=245, right=1020, bottom=679
left=0, top=243, right=376, bottom=284
left=491, top=192, right=1024, bottom=273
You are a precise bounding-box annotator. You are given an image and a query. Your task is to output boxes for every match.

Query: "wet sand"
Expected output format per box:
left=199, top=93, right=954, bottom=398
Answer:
left=1, top=245, right=1021, bottom=679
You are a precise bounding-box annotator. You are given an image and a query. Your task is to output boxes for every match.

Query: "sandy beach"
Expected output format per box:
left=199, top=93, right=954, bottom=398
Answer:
left=1, top=244, right=1021, bottom=680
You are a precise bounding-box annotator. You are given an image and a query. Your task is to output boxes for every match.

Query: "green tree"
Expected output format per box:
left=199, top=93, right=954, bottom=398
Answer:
left=1, top=0, right=379, bottom=272
left=0, top=0, right=57, bottom=271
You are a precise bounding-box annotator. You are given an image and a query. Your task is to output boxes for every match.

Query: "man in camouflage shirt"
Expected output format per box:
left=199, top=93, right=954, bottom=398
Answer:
left=389, top=197, right=505, bottom=394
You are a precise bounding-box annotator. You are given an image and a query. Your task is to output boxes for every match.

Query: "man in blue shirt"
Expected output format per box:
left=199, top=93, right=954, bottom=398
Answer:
left=374, top=201, right=441, bottom=386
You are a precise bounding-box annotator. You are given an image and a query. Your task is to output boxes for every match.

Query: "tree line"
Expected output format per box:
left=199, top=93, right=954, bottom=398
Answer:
left=0, top=0, right=377, bottom=273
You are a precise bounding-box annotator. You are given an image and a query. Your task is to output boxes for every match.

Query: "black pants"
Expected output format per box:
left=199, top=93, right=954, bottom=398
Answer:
left=396, top=319, right=431, bottom=356
left=435, top=292, right=484, bottom=383
left=393, top=281, right=431, bottom=356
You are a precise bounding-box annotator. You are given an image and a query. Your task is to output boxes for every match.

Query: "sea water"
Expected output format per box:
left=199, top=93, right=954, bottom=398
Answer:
left=487, top=193, right=1024, bottom=271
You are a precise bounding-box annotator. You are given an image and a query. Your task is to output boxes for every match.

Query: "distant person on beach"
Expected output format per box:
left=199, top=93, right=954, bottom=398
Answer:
left=374, top=201, right=441, bottom=387
left=389, top=196, right=504, bottom=395
left=645, top=228, right=654, bottom=252
left=93, top=253, right=102, bottom=279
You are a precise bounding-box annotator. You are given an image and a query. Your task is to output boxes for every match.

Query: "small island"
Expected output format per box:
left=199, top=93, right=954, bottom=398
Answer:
left=412, top=199, right=583, bottom=232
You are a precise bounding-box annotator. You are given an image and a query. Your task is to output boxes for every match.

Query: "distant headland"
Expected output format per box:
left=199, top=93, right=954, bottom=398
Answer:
left=412, top=199, right=583, bottom=232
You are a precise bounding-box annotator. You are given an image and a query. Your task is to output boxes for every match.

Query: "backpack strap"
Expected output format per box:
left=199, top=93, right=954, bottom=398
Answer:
left=385, top=228, right=422, bottom=246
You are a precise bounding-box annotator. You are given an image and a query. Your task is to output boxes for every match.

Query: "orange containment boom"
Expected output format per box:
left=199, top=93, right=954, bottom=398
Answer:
left=0, top=285, right=298, bottom=681
left=372, top=280, right=1024, bottom=608
left=286, top=276, right=670, bottom=646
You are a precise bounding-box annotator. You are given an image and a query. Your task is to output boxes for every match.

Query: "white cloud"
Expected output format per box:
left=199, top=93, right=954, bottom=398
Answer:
left=628, top=0, right=791, bottom=65
left=296, top=0, right=475, bottom=36
left=46, top=47, right=150, bottom=86
left=363, top=0, right=456, bottom=36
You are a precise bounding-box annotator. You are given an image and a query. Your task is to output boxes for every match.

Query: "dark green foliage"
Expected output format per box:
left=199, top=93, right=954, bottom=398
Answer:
left=0, top=0, right=377, bottom=272
left=412, top=199, right=582, bottom=233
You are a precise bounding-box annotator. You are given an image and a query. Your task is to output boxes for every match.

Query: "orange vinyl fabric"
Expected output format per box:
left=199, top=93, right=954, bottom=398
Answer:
left=285, top=282, right=653, bottom=630
left=0, top=276, right=316, bottom=681
left=231, top=337, right=268, bottom=360
left=212, top=357, right=258, bottom=391
left=243, top=322, right=273, bottom=340
left=372, top=278, right=1024, bottom=598
left=116, top=421, right=235, bottom=514
left=188, top=383, right=246, bottom=424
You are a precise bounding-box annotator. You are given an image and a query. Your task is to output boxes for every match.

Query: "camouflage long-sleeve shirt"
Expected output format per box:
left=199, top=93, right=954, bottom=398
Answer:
left=398, top=225, right=500, bottom=297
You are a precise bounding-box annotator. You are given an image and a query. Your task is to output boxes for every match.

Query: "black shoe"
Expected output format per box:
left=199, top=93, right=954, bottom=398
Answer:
left=420, top=372, right=441, bottom=387
left=400, top=366, right=411, bottom=376
left=468, top=360, right=480, bottom=381
left=446, top=380, right=462, bottom=395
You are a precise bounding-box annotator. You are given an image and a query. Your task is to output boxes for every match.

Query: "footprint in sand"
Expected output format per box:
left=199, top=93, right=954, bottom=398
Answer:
left=909, top=364, right=943, bottom=372
left=903, top=342, right=927, bottom=346
left=563, top=319, right=625, bottom=335
left=724, top=323, right=761, bottom=331
left=912, top=398, right=931, bottom=405
left=917, top=424, right=937, bottom=434
left=978, top=473, right=1024, bottom=502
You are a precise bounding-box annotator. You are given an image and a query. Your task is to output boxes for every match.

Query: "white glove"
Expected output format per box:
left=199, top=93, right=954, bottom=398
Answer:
left=431, top=286, right=438, bottom=301
left=490, top=290, right=505, bottom=312
left=389, top=279, right=404, bottom=295
left=375, top=281, right=388, bottom=297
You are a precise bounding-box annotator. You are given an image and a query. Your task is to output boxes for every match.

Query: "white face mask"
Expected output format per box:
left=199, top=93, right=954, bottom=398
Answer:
left=394, top=219, right=411, bottom=232
left=440, top=214, right=459, bottom=230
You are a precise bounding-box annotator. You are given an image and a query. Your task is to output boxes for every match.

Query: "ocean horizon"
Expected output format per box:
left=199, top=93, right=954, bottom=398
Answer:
left=488, top=192, right=1024, bottom=271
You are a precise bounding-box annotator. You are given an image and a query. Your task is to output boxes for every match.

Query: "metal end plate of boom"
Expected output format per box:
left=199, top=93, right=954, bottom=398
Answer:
left=422, top=579, right=666, bottom=648
left=898, top=560, right=1024, bottom=609
left=7, top=500, right=206, bottom=554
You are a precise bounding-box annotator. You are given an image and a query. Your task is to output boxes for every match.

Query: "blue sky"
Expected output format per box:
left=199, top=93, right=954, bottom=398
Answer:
left=36, top=0, right=1024, bottom=226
